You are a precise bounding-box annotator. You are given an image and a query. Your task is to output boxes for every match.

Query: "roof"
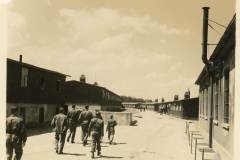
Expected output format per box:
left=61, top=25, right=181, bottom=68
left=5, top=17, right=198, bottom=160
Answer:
left=7, top=58, right=70, bottom=77
left=65, top=80, right=122, bottom=99
left=155, top=97, right=199, bottom=105
left=195, top=14, right=235, bottom=85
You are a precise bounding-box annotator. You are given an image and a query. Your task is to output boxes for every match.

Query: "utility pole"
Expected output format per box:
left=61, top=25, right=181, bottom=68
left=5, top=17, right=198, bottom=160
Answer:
left=202, top=7, right=215, bottom=148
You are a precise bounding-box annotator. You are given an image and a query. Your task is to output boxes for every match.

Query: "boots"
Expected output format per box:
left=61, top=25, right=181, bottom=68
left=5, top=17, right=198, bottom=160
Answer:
left=91, top=152, right=94, bottom=159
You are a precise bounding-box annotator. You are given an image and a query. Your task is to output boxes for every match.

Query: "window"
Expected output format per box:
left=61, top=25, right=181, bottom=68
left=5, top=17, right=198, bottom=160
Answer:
left=56, top=80, right=61, bottom=92
left=40, top=77, right=45, bottom=90
left=202, top=90, right=205, bottom=117
left=21, top=67, right=28, bottom=88
left=214, top=80, right=219, bottom=120
left=205, top=88, right=208, bottom=118
left=223, top=69, right=230, bottom=123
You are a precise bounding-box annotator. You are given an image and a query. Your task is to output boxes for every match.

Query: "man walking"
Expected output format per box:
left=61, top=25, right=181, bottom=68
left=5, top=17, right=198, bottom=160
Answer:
left=106, top=115, right=117, bottom=144
left=6, top=106, right=27, bottom=160
left=51, top=106, right=68, bottom=154
left=66, top=105, right=79, bottom=143
left=78, top=105, right=93, bottom=146
left=88, top=111, right=104, bottom=158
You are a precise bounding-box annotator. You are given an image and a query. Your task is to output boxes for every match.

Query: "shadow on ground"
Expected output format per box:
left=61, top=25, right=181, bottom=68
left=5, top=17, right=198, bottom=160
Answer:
left=27, top=125, right=53, bottom=137
left=62, top=153, right=86, bottom=156
left=95, top=155, right=123, bottom=159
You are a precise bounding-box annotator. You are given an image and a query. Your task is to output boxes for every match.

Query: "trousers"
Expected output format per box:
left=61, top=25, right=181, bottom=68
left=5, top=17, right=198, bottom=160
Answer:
left=91, top=133, right=101, bottom=153
left=6, top=134, right=23, bottom=160
left=55, top=132, right=66, bottom=153
left=67, top=126, right=76, bottom=142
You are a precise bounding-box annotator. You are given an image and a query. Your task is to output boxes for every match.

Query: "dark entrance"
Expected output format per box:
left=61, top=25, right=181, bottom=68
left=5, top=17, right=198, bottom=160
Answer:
left=39, top=107, right=44, bottom=123
left=19, top=107, right=26, bottom=123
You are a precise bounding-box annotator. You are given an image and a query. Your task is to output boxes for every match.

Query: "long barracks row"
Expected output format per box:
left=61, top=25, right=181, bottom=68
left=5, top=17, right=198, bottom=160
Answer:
left=7, top=57, right=122, bottom=127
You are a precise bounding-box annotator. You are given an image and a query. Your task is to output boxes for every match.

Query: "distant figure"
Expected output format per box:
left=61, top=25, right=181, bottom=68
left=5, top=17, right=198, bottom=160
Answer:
left=6, top=106, right=27, bottom=160
left=106, top=115, right=117, bottom=144
left=88, top=111, right=104, bottom=158
left=95, top=110, right=104, bottom=140
left=51, top=106, right=68, bottom=154
left=78, top=105, right=93, bottom=146
left=66, top=105, right=79, bottom=143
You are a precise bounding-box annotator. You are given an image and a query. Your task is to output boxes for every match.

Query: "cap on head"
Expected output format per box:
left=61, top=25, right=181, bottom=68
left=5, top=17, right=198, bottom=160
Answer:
left=110, top=115, right=113, bottom=119
left=85, top=105, right=89, bottom=110
left=11, top=106, right=18, bottom=114
left=72, top=105, right=76, bottom=109
left=59, top=107, right=65, bottom=113
left=95, top=111, right=101, bottom=117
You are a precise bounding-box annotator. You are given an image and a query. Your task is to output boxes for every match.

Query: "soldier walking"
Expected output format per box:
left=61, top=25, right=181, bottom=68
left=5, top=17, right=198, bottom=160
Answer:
left=78, top=105, right=93, bottom=146
left=88, top=111, right=104, bottom=158
left=6, top=106, right=27, bottom=160
left=66, top=105, right=79, bottom=143
left=51, top=106, right=68, bottom=154
left=106, top=115, right=117, bottom=144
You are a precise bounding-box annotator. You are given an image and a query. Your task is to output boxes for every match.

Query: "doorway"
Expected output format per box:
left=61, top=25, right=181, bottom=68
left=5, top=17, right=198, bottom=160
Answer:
left=39, top=107, right=44, bottom=123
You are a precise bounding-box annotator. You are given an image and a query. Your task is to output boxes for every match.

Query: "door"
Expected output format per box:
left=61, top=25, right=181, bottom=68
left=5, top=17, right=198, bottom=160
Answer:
left=39, top=107, right=44, bottom=123
left=19, top=107, right=26, bottom=123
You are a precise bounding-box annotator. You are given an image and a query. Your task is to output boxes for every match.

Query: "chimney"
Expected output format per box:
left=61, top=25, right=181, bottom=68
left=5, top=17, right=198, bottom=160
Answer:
left=202, top=7, right=209, bottom=65
left=19, top=55, right=23, bottom=63
left=80, top=74, right=86, bottom=83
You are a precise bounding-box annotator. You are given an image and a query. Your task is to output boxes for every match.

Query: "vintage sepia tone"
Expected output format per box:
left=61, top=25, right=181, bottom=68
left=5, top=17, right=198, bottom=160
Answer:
left=3, top=0, right=239, bottom=160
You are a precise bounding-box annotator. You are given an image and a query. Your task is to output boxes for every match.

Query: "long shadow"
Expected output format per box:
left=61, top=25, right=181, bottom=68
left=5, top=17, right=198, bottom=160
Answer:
left=62, top=153, right=86, bottom=156
left=111, top=142, right=127, bottom=145
left=95, top=155, right=123, bottom=159
left=27, top=125, right=53, bottom=137
left=101, top=141, right=127, bottom=145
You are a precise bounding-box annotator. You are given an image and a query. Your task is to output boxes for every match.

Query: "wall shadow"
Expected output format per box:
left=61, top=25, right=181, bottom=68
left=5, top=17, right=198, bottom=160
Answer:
left=27, top=125, right=53, bottom=137
left=96, top=155, right=123, bottom=159
left=62, top=153, right=86, bottom=156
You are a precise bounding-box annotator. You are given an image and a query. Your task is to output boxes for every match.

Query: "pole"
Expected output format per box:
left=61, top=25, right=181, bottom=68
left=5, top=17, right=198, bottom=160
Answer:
left=209, top=75, right=214, bottom=148
left=202, top=7, right=214, bottom=148
left=202, top=7, right=209, bottom=65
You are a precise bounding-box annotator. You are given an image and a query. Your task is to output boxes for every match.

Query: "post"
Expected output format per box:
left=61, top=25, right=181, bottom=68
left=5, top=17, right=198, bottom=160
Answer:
left=209, top=75, right=214, bottom=148
left=202, top=7, right=214, bottom=148
left=202, top=7, right=209, bottom=65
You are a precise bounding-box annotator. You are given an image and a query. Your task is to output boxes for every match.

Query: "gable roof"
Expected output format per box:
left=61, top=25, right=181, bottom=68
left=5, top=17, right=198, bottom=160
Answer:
left=7, top=58, right=70, bottom=77
left=195, top=14, right=235, bottom=85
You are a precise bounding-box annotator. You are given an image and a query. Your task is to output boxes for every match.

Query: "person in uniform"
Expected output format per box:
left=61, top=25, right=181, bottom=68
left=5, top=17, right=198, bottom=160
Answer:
left=106, top=115, right=117, bottom=144
left=95, top=110, right=104, bottom=142
left=51, top=106, right=68, bottom=154
left=66, top=105, right=79, bottom=143
left=78, top=105, right=93, bottom=146
left=6, top=106, right=27, bottom=160
left=88, top=111, right=104, bottom=158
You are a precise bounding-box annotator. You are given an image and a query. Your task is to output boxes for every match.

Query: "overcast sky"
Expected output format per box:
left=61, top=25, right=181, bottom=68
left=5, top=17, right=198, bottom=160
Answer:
left=7, top=0, right=235, bottom=101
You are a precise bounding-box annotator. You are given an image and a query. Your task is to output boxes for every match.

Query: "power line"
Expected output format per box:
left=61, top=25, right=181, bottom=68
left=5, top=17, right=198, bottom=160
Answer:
left=208, top=19, right=227, bottom=28
left=208, top=23, right=221, bottom=35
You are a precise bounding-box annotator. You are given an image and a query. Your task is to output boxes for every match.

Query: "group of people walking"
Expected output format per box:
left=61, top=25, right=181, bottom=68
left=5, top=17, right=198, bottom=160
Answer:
left=51, top=105, right=117, bottom=158
left=6, top=104, right=117, bottom=160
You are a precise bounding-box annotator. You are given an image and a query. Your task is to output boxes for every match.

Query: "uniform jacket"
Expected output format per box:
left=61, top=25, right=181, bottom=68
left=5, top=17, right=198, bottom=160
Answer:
left=106, top=119, right=117, bottom=133
left=88, top=117, right=104, bottom=136
left=78, top=110, right=93, bottom=125
left=6, top=114, right=27, bottom=143
left=67, top=109, right=79, bottom=127
left=51, top=113, right=68, bottom=134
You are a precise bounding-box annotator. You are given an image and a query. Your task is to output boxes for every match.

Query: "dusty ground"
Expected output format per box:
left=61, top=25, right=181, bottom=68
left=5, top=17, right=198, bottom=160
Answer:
left=21, top=110, right=193, bottom=160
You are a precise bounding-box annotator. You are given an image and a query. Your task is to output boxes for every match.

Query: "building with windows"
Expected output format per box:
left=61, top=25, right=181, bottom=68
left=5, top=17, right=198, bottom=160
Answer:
left=64, top=80, right=122, bottom=111
left=155, top=97, right=199, bottom=119
left=195, top=15, right=235, bottom=160
left=7, top=57, right=68, bottom=127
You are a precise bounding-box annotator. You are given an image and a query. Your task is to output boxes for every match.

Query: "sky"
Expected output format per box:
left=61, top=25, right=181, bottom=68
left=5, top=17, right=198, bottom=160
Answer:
left=7, top=0, right=236, bottom=101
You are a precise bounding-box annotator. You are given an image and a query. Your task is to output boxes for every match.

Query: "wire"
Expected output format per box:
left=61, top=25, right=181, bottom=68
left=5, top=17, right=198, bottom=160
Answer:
left=208, top=23, right=221, bottom=35
left=208, top=19, right=227, bottom=28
